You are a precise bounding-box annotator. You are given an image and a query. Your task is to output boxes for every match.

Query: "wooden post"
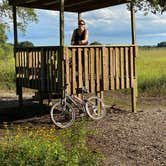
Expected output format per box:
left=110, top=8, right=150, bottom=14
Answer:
left=60, top=0, right=64, bottom=46
left=131, top=3, right=136, bottom=44
left=130, top=2, right=137, bottom=113
left=59, top=0, right=65, bottom=97
left=13, top=6, right=18, bottom=46
left=78, top=12, right=82, bottom=22
left=13, top=6, right=23, bottom=107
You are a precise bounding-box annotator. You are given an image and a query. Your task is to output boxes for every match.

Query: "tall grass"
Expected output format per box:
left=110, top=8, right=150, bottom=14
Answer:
left=0, top=45, right=15, bottom=90
left=137, top=48, right=166, bottom=95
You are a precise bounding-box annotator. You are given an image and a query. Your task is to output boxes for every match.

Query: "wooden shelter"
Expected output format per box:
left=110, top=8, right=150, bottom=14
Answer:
left=9, top=0, right=138, bottom=112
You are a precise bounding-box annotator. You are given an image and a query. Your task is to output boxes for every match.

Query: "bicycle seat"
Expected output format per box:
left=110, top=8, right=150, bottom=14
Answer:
left=76, top=87, right=88, bottom=93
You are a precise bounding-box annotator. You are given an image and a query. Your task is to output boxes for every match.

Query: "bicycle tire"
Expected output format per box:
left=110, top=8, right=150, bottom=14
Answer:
left=86, top=96, right=106, bottom=120
left=50, top=101, right=75, bottom=128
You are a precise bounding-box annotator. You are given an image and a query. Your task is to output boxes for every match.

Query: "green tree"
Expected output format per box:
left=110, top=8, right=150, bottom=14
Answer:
left=0, top=23, right=7, bottom=47
left=0, top=0, right=38, bottom=34
left=90, top=41, right=102, bottom=45
left=132, top=0, right=166, bottom=14
left=18, top=41, right=34, bottom=47
left=0, top=23, right=8, bottom=57
left=157, top=41, right=166, bottom=47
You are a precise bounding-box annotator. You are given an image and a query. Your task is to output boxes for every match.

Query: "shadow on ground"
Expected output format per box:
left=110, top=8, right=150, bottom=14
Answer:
left=0, top=98, right=51, bottom=124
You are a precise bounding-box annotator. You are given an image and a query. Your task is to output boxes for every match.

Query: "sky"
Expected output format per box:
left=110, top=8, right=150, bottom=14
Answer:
left=4, top=3, right=166, bottom=46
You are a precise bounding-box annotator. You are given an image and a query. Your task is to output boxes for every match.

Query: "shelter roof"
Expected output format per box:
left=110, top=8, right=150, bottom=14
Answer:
left=9, top=0, right=130, bottom=12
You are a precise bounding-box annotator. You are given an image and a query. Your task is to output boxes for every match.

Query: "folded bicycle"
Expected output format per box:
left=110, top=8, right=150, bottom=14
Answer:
left=50, top=84, right=106, bottom=128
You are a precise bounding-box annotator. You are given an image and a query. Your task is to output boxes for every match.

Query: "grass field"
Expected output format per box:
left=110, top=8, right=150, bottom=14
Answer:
left=0, top=47, right=165, bottom=95
left=137, top=48, right=166, bottom=95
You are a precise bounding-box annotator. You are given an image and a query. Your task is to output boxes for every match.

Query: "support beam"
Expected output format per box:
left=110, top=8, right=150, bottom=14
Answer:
left=60, top=0, right=64, bottom=46
left=13, top=6, right=18, bottom=46
left=130, top=2, right=136, bottom=44
left=130, top=2, right=137, bottom=113
left=59, top=0, right=65, bottom=97
left=78, top=12, right=82, bottom=22
left=13, top=6, right=22, bottom=107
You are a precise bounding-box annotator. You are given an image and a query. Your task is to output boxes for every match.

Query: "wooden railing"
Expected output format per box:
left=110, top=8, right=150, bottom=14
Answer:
left=64, top=45, right=138, bottom=94
left=15, top=46, right=59, bottom=92
left=15, top=45, right=138, bottom=96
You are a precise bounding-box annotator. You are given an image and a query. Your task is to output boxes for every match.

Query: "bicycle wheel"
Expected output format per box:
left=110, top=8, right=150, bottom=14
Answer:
left=86, top=96, right=106, bottom=120
left=50, top=101, right=75, bottom=128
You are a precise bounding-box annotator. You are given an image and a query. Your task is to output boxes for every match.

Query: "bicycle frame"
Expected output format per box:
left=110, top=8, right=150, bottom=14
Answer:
left=60, top=85, right=87, bottom=112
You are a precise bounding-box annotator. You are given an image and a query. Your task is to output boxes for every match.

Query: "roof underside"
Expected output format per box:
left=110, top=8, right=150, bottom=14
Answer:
left=9, top=0, right=129, bottom=12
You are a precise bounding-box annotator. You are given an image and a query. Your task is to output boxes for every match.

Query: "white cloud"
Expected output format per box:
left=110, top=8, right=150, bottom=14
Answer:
left=5, top=3, right=166, bottom=46
left=140, top=33, right=166, bottom=37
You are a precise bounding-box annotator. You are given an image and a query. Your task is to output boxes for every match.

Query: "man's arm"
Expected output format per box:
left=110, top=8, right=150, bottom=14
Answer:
left=71, top=30, right=76, bottom=45
left=80, top=29, right=88, bottom=44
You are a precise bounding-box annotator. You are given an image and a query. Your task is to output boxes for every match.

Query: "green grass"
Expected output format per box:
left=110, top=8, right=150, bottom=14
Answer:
left=0, top=57, right=15, bottom=90
left=0, top=45, right=15, bottom=90
left=137, top=48, right=166, bottom=95
left=0, top=122, right=103, bottom=166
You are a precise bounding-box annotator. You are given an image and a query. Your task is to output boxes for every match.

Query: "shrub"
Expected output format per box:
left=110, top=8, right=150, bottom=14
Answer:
left=0, top=122, right=103, bottom=166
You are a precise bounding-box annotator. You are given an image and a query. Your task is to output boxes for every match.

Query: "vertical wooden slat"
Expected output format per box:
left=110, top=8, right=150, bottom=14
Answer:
left=90, top=47, right=95, bottom=92
left=115, top=47, right=119, bottom=89
left=55, top=49, right=58, bottom=91
left=20, top=50, right=23, bottom=79
left=102, top=47, right=109, bottom=90
left=78, top=48, right=83, bottom=89
left=40, top=48, right=45, bottom=92
left=46, top=49, right=49, bottom=92
left=48, top=49, right=50, bottom=92
left=71, top=48, right=76, bottom=94
left=65, top=47, right=71, bottom=94
left=50, top=49, right=53, bottom=92
left=37, top=50, right=40, bottom=90
left=51, top=49, right=54, bottom=91
left=28, top=49, right=31, bottom=87
left=22, top=50, right=24, bottom=85
left=84, top=48, right=89, bottom=89
left=111, top=48, right=115, bottom=90
left=32, top=50, right=35, bottom=88
left=120, top=47, right=124, bottom=89
left=20, top=50, right=22, bottom=79
left=125, top=47, right=129, bottom=88
left=96, top=47, right=100, bottom=93
left=34, top=50, right=37, bottom=88
left=49, top=49, right=51, bottom=92
left=19, top=51, right=21, bottom=81
left=25, top=50, right=27, bottom=86
left=130, top=47, right=134, bottom=88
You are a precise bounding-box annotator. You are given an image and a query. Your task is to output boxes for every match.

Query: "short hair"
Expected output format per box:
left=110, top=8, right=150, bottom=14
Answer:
left=79, top=19, right=85, bottom=25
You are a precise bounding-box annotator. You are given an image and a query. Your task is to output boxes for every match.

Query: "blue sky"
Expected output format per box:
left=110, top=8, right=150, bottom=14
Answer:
left=5, top=4, right=166, bottom=46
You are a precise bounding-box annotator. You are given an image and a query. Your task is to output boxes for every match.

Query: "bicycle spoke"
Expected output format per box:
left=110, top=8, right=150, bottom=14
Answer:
left=50, top=102, right=75, bottom=128
left=86, top=96, right=106, bottom=120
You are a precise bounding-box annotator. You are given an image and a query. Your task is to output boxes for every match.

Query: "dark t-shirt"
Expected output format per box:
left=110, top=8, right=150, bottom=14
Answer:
left=73, top=28, right=88, bottom=45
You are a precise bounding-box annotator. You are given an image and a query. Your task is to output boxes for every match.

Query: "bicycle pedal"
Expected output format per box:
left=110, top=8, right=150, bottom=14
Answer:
left=48, top=102, right=53, bottom=106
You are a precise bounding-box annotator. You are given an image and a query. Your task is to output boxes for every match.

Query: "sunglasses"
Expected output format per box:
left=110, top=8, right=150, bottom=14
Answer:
left=79, top=23, right=85, bottom=25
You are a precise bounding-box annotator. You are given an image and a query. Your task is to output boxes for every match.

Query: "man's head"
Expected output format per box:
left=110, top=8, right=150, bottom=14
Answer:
left=79, top=19, right=85, bottom=25
left=78, top=19, right=85, bottom=30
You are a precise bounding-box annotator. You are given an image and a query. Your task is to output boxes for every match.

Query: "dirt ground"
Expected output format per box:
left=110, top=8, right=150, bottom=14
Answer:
left=0, top=92, right=165, bottom=166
